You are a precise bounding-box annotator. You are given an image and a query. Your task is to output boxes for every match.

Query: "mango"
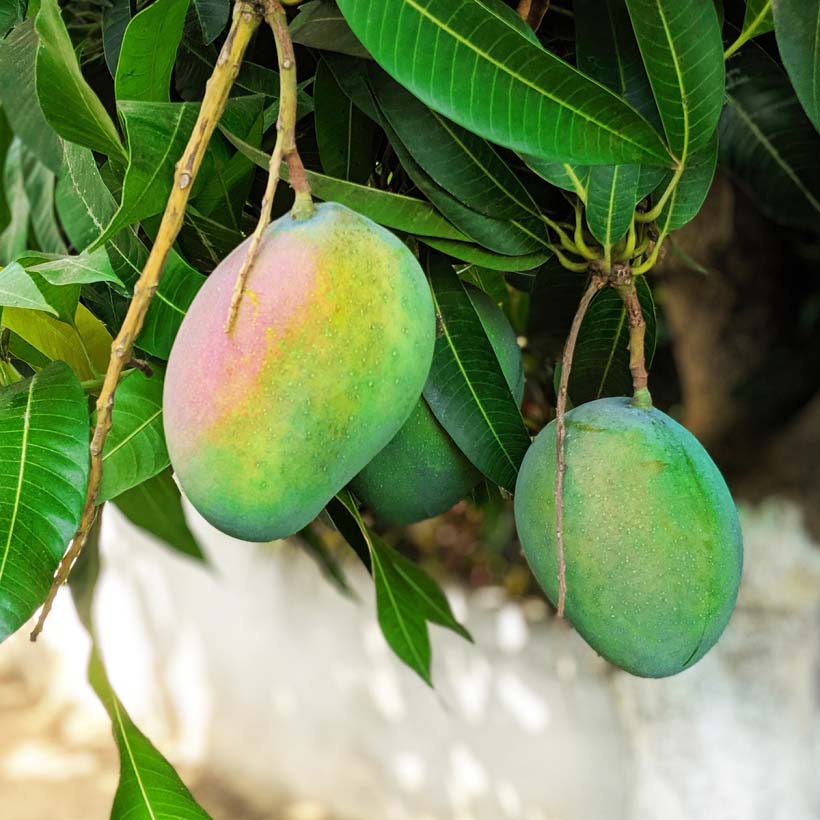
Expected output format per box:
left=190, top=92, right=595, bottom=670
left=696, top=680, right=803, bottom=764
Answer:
left=163, top=202, right=435, bottom=541
left=351, top=287, right=524, bottom=523
left=514, top=397, right=743, bottom=677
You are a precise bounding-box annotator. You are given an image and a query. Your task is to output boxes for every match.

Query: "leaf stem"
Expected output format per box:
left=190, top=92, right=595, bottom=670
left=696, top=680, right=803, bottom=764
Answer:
left=632, top=230, right=667, bottom=275
left=572, top=200, right=598, bottom=261
left=554, top=270, right=607, bottom=618
left=225, top=0, right=315, bottom=332
left=30, top=1, right=262, bottom=642
left=636, top=161, right=684, bottom=223
left=724, top=1, right=772, bottom=60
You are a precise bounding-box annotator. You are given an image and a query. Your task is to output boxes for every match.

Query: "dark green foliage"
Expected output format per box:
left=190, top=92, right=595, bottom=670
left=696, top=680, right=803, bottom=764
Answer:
left=0, top=1, right=814, bottom=790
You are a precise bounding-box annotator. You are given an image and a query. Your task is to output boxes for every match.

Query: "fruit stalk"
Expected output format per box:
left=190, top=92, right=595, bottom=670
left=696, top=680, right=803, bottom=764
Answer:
left=616, top=280, right=653, bottom=409
left=226, top=0, right=314, bottom=332
left=30, top=1, right=262, bottom=641
left=554, top=271, right=607, bottom=618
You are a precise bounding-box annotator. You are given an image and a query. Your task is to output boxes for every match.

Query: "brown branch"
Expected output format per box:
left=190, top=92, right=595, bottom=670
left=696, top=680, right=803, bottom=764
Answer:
left=616, top=278, right=653, bottom=409
left=554, top=270, right=606, bottom=618
left=517, top=0, right=550, bottom=32
left=225, top=0, right=314, bottom=332
left=30, top=2, right=262, bottom=642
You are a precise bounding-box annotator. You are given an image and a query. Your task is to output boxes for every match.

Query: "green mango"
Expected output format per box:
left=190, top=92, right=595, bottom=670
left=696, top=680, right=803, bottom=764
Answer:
left=351, top=286, right=524, bottom=524
left=163, top=202, right=435, bottom=541
left=514, top=397, right=743, bottom=678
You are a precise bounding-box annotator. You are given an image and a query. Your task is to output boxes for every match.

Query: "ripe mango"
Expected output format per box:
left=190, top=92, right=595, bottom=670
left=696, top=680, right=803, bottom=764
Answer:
left=163, top=202, right=435, bottom=541
left=514, top=397, right=743, bottom=677
left=351, top=287, right=524, bottom=523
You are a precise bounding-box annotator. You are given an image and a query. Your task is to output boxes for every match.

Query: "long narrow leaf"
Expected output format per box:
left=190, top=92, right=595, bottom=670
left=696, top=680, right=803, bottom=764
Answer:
left=0, top=362, right=89, bottom=643
left=336, top=0, right=670, bottom=166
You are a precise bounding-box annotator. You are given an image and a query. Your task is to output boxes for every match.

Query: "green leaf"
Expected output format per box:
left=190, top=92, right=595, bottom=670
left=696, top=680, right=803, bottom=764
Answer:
left=291, top=0, right=371, bottom=58
left=423, top=254, right=531, bottom=492
left=380, top=110, right=549, bottom=256
left=336, top=0, right=670, bottom=166
left=56, top=144, right=205, bottom=358
left=576, top=0, right=661, bottom=125
left=19, top=144, right=66, bottom=255
left=333, top=490, right=471, bottom=685
left=520, top=156, right=590, bottom=199
left=222, top=128, right=469, bottom=239
left=0, top=263, right=58, bottom=314
left=585, top=164, right=640, bottom=247
left=191, top=95, right=264, bottom=228
left=88, top=648, right=213, bottom=819
left=772, top=0, right=820, bottom=131
left=370, top=532, right=471, bottom=684
left=102, top=0, right=132, bottom=76
left=115, top=0, right=190, bottom=103
left=720, top=46, right=820, bottom=230
left=0, top=21, right=63, bottom=173
left=29, top=247, right=126, bottom=289
left=0, top=362, right=89, bottom=643
left=98, top=368, right=168, bottom=503
left=314, top=59, right=376, bottom=184
left=90, top=101, right=199, bottom=249
left=745, top=0, right=774, bottom=34
left=34, top=0, right=127, bottom=161
left=656, top=132, right=718, bottom=231
left=368, top=65, right=540, bottom=221
left=576, top=0, right=658, bottom=245
left=193, top=0, right=230, bottom=44
left=419, top=236, right=550, bottom=271
left=0, top=0, right=24, bottom=37
left=1, top=303, right=112, bottom=380
left=625, top=0, right=725, bottom=162
left=114, top=469, right=205, bottom=562
left=568, top=275, right=657, bottom=405
left=0, top=109, right=11, bottom=234
left=325, top=494, right=372, bottom=571
left=0, top=140, right=30, bottom=264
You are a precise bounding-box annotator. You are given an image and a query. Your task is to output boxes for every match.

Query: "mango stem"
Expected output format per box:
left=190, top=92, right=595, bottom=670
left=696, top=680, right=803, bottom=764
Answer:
left=554, top=270, right=607, bottom=618
left=30, top=1, right=262, bottom=642
left=615, top=280, right=653, bottom=408
left=225, top=0, right=315, bottom=333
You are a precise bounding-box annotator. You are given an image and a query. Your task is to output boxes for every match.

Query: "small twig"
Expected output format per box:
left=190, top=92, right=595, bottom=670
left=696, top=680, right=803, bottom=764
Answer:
left=225, top=0, right=314, bottom=332
left=128, top=357, right=153, bottom=377
left=30, top=2, right=262, bottom=642
left=615, top=277, right=653, bottom=408
left=554, top=270, right=607, bottom=618
left=517, top=0, right=550, bottom=31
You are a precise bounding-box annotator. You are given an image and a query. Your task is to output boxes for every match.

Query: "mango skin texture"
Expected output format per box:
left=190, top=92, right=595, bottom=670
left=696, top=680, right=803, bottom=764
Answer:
left=514, top=398, right=743, bottom=678
left=163, top=202, right=435, bottom=541
left=351, top=288, right=524, bottom=524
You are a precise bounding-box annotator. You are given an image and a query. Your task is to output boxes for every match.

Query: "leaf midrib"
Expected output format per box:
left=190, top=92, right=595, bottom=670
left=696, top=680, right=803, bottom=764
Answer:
left=369, top=544, right=429, bottom=678
left=401, top=0, right=666, bottom=160
left=0, top=374, right=35, bottom=585
left=111, top=691, right=158, bottom=820
left=103, top=407, right=162, bottom=463
left=429, top=285, right=519, bottom=475
left=726, top=93, right=820, bottom=214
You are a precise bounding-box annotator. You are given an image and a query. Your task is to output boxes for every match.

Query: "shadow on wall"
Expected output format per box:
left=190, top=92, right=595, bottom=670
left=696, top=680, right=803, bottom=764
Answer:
left=1, top=498, right=819, bottom=820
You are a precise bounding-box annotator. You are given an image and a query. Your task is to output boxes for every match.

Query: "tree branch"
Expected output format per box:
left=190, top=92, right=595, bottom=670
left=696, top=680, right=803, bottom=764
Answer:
left=554, top=269, right=606, bottom=618
left=30, top=1, right=262, bottom=641
left=225, top=0, right=314, bottom=332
